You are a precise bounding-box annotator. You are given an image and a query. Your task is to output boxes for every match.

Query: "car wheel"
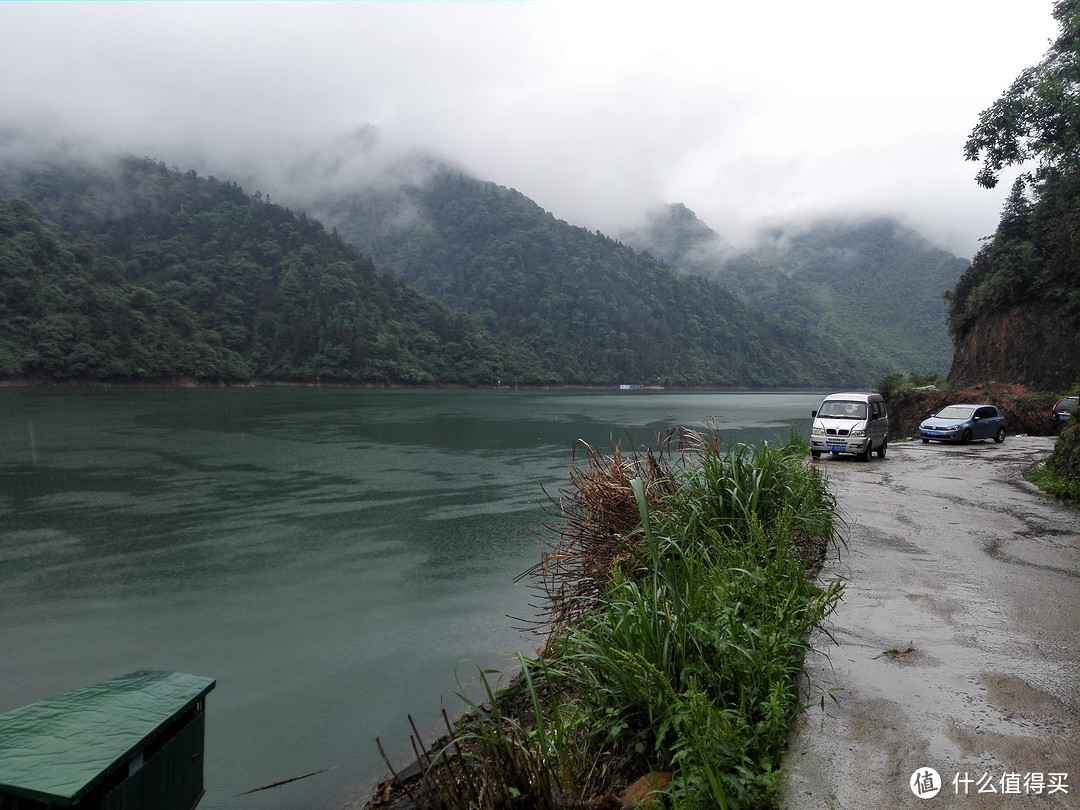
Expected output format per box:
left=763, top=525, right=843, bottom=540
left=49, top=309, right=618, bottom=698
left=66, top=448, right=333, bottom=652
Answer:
left=962, top=429, right=972, bottom=444
left=922, top=438, right=930, bottom=444
left=878, top=438, right=888, bottom=458
left=995, top=427, right=1006, bottom=443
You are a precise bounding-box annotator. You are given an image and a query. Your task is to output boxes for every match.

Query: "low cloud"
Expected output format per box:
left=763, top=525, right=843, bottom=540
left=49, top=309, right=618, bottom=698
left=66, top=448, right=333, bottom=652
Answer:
left=0, top=0, right=1060, bottom=257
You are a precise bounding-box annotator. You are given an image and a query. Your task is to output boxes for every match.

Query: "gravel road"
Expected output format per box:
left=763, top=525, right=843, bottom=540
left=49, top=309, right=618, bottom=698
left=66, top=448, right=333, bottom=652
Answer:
left=780, top=437, right=1079, bottom=809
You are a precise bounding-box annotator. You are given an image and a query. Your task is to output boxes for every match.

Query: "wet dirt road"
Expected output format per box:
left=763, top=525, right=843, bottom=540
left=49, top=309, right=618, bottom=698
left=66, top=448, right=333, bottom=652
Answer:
left=780, top=437, right=1079, bottom=809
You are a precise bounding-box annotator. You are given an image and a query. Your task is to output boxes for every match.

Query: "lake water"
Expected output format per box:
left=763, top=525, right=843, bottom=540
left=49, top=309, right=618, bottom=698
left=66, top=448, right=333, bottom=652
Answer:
left=0, top=387, right=825, bottom=809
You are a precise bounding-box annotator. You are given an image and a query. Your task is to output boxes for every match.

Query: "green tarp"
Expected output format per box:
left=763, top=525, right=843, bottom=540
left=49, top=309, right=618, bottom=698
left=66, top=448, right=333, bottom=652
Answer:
left=0, top=670, right=215, bottom=805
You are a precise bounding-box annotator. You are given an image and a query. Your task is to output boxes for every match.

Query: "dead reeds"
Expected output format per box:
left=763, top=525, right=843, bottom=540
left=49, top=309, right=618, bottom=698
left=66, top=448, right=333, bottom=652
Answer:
left=519, top=436, right=679, bottom=637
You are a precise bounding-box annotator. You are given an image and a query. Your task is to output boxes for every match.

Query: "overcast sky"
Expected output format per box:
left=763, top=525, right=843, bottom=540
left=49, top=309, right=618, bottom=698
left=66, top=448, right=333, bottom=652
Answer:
left=0, top=1, right=1062, bottom=257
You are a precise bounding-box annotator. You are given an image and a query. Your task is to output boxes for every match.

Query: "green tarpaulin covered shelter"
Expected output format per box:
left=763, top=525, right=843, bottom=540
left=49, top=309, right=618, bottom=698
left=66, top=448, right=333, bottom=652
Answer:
left=0, top=670, right=215, bottom=809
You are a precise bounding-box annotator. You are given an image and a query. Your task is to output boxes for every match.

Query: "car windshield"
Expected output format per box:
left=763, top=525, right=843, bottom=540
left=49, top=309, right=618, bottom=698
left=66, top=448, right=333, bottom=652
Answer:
left=935, top=406, right=975, bottom=420
left=818, top=401, right=867, bottom=419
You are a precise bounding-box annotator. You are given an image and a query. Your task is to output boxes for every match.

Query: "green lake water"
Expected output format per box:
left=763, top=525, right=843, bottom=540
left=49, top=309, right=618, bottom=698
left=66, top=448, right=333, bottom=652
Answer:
left=0, top=387, right=826, bottom=808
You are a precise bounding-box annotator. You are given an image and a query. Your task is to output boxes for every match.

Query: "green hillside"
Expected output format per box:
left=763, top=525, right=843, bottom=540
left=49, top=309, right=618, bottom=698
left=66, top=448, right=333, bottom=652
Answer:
left=624, top=205, right=968, bottom=375
left=2, top=152, right=944, bottom=388
left=294, top=166, right=881, bottom=387
left=0, top=195, right=247, bottom=379
left=0, top=157, right=545, bottom=384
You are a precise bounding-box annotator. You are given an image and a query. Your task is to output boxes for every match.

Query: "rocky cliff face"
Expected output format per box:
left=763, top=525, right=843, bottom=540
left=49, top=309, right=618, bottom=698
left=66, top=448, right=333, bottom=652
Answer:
left=948, top=303, right=1080, bottom=392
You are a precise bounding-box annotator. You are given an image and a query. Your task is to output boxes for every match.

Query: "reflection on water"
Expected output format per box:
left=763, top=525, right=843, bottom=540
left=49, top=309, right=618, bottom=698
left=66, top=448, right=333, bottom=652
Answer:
left=0, top=387, right=823, bottom=809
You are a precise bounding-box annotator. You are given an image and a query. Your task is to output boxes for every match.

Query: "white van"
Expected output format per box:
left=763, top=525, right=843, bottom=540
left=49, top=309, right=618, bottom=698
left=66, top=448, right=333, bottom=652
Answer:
left=810, top=392, right=888, bottom=461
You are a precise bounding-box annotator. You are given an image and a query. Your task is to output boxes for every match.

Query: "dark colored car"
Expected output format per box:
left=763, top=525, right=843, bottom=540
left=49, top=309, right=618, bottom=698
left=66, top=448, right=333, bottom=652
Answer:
left=919, top=404, right=1007, bottom=444
left=1051, top=396, right=1078, bottom=426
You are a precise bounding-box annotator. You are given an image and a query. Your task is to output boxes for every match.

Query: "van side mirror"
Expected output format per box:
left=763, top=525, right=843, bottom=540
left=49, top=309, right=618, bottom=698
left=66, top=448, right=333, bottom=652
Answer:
left=811, top=410, right=817, bottom=418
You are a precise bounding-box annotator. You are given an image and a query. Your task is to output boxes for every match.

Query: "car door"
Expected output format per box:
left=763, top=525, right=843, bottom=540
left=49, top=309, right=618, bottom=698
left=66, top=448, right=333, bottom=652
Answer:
left=975, top=407, right=997, bottom=439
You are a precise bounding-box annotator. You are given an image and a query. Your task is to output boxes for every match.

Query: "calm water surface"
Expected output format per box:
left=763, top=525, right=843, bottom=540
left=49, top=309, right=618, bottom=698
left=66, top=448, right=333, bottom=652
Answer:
left=0, top=388, right=824, bottom=808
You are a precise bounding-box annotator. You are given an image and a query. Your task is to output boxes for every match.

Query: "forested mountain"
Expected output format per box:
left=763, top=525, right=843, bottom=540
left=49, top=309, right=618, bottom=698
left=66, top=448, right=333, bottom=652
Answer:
left=1, top=149, right=954, bottom=389
left=622, top=204, right=968, bottom=375
left=0, top=157, right=545, bottom=384
left=288, top=166, right=883, bottom=386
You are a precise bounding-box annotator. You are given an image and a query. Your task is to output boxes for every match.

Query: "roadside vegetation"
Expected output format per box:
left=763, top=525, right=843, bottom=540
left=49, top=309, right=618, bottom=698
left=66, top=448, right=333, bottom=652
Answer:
left=1026, top=418, right=1080, bottom=502
left=375, top=428, right=843, bottom=810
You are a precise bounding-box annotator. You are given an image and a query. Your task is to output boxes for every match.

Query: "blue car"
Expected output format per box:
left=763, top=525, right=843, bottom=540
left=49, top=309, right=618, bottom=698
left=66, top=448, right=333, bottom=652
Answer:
left=919, top=404, right=1007, bottom=444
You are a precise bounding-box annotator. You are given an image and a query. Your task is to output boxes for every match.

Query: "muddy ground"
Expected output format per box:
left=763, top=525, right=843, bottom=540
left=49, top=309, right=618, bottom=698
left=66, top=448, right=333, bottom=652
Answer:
left=780, top=437, right=1079, bottom=809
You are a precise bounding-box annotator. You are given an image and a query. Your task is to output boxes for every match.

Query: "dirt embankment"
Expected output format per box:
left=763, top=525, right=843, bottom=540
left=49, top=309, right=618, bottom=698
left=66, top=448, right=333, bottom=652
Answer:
left=886, top=384, right=1060, bottom=441
left=780, top=437, right=1080, bottom=809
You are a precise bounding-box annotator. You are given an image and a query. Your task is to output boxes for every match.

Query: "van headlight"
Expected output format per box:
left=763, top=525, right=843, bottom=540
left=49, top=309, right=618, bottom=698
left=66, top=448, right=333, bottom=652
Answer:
left=812, top=426, right=825, bottom=436
left=850, top=428, right=866, bottom=437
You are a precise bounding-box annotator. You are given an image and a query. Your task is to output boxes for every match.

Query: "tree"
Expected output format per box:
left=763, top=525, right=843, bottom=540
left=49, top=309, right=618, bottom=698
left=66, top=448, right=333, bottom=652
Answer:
left=964, top=0, right=1080, bottom=189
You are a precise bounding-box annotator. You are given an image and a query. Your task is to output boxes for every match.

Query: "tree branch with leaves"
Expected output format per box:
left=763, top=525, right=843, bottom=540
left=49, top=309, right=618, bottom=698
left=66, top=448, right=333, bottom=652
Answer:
left=965, top=0, right=1080, bottom=189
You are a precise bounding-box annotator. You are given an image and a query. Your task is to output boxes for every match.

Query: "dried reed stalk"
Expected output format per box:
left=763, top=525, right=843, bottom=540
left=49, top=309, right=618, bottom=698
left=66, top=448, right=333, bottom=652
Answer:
left=519, top=434, right=680, bottom=638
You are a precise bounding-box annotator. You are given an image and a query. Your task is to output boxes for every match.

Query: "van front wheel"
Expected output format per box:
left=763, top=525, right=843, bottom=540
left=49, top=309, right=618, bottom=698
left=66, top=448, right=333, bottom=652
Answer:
left=860, top=442, right=872, bottom=462
left=877, top=438, right=888, bottom=458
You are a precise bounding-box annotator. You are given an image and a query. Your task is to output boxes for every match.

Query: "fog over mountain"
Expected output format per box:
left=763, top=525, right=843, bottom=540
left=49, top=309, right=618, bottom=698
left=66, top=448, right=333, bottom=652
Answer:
left=0, top=1, right=1060, bottom=255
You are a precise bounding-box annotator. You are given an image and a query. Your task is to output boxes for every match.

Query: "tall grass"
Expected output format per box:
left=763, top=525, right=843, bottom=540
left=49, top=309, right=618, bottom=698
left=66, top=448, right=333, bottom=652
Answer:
left=553, top=433, right=842, bottom=808
left=379, top=429, right=843, bottom=810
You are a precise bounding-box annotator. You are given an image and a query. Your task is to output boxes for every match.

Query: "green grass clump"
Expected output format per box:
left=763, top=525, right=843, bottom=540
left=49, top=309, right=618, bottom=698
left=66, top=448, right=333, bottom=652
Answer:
left=1026, top=421, right=1080, bottom=501
left=383, top=429, right=843, bottom=810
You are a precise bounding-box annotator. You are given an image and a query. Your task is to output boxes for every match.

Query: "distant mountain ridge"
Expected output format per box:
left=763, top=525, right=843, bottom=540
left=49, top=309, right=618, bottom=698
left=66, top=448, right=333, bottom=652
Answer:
left=1, top=143, right=967, bottom=388
left=621, top=204, right=968, bottom=376
left=289, top=163, right=885, bottom=387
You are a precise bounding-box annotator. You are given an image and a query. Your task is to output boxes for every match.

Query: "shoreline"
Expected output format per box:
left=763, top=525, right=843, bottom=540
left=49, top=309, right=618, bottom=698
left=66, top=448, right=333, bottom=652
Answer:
left=0, top=375, right=836, bottom=393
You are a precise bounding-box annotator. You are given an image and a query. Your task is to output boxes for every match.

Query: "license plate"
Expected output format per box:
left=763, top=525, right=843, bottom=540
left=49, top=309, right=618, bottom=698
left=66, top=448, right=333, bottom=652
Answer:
left=927, top=430, right=941, bottom=436
left=827, top=445, right=845, bottom=452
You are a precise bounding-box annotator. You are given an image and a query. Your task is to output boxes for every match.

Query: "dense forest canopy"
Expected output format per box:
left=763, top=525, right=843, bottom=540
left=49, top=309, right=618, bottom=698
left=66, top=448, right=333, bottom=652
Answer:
left=0, top=195, right=248, bottom=379
left=0, top=157, right=546, bottom=384
left=293, top=167, right=905, bottom=386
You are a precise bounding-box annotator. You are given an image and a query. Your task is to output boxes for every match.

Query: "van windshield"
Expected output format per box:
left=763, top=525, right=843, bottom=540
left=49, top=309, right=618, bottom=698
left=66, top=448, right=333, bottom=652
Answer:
left=818, top=400, right=867, bottom=419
